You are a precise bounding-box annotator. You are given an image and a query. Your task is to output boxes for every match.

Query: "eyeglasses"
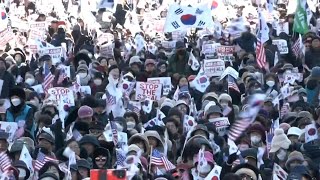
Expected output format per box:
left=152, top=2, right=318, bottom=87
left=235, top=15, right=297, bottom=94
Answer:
left=95, top=157, right=107, bottom=162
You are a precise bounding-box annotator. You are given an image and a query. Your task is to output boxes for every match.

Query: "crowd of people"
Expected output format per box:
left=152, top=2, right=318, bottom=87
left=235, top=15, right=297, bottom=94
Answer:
left=0, top=0, right=320, bottom=179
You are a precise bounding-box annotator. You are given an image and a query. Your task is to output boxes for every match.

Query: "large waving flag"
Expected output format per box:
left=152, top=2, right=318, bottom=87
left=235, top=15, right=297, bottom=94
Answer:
left=0, top=4, right=8, bottom=31
left=257, top=8, right=269, bottom=44
left=293, top=0, right=309, bottom=34
left=190, top=67, right=210, bottom=93
left=34, top=151, right=58, bottom=171
left=256, top=8, right=268, bottom=70
left=42, top=63, right=55, bottom=93
left=150, top=149, right=176, bottom=171
left=0, top=152, right=11, bottom=172
left=164, top=4, right=214, bottom=32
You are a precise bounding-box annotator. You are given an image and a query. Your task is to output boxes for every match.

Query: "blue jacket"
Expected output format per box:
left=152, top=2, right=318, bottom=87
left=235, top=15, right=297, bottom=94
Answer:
left=6, top=105, right=35, bottom=137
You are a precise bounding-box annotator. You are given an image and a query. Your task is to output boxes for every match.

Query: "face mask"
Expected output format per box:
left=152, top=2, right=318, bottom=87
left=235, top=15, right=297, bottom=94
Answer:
left=239, top=144, right=249, bottom=151
left=303, top=96, right=307, bottom=102
left=127, top=122, right=136, bottom=130
left=250, top=135, right=261, bottom=144
left=11, top=98, right=21, bottom=106
left=108, top=76, right=119, bottom=86
left=277, top=149, right=287, bottom=161
left=25, top=78, right=35, bottom=86
left=266, top=81, right=275, bottom=87
left=78, top=73, right=87, bottom=78
left=198, top=163, right=212, bottom=174
left=209, top=133, right=214, bottom=140
left=18, top=168, right=26, bottom=178
left=220, top=103, right=228, bottom=109
left=94, top=79, right=102, bottom=86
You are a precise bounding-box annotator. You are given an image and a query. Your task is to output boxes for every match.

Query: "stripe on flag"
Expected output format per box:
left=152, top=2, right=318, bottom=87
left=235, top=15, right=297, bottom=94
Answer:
left=0, top=152, right=11, bottom=172
left=42, top=64, right=54, bottom=92
left=34, top=151, right=58, bottom=171
left=256, top=37, right=266, bottom=69
left=150, top=149, right=176, bottom=171
left=228, top=76, right=240, bottom=92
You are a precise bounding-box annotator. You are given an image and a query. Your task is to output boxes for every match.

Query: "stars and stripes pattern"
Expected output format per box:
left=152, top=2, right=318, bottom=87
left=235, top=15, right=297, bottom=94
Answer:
left=0, top=152, right=11, bottom=172
left=34, top=151, right=58, bottom=171
left=57, top=68, right=68, bottom=85
left=256, top=37, right=266, bottom=69
left=110, top=121, right=118, bottom=147
left=228, top=76, right=240, bottom=93
left=42, top=64, right=55, bottom=93
left=127, top=101, right=141, bottom=116
left=256, top=8, right=268, bottom=69
left=115, top=149, right=126, bottom=167
left=280, top=103, right=290, bottom=118
left=150, top=149, right=176, bottom=171
left=106, top=91, right=116, bottom=106
left=292, top=35, right=303, bottom=58
left=228, top=117, right=252, bottom=142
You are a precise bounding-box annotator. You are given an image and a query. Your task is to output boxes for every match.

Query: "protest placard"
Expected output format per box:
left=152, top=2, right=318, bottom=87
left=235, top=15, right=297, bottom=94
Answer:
left=272, top=39, right=288, bottom=54
left=208, top=117, right=230, bottom=134
left=0, top=28, right=14, bottom=47
left=276, top=21, right=289, bottom=36
left=161, top=41, right=176, bottom=49
left=29, top=22, right=47, bottom=32
left=202, top=43, right=220, bottom=55
left=47, top=87, right=75, bottom=106
left=203, top=59, right=225, bottom=77
left=100, top=43, right=114, bottom=58
left=0, top=122, right=18, bottom=142
left=28, top=29, right=45, bottom=41
left=97, top=33, right=114, bottom=45
left=147, top=77, right=172, bottom=95
left=38, top=47, right=64, bottom=65
left=172, top=31, right=186, bottom=41
left=216, top=46, right=235, bottom=61
left=153, top=19, right=166, bottom=32
left=103, top=130, right=128, bottom=148
left=31, top=84, right=44, bottom=94
left=135, top=82, right=162, bottom=101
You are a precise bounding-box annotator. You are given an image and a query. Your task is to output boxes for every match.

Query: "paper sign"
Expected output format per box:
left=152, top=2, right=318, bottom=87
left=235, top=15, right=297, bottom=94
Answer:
left=147, top=77, right=172, bottom=95
left=216, top=46, right=235, bottom=61
left=0, top=28, right=14, bottom=47
left=272, top=39, right=288, bottom=54
left=80, top=86, right=92, bottom=95
left=100, top=43, right=114, bottom=58
left=135, top=82, right=162, bottom=101
left=31, top=84, right=44, bottom=94
left=103, top=130, right=128, bottom=147
left=97, top=33, right=114, bottom=45
left=203, top=59, right=225, bottom=77
left=154, top=19, right=166, bottom=32
left=29, top=22, right=47, bottom=32
left=208, top=117, right=230, bottom=133
left=28, top=29, right=45, bottom=41
left=220, top=66, right=239, bottom=80
left=38, top=47, right=63, bottom=65
left=202, top=43, right=220, bottom=55
left=0, top=122, right=18, bottom=142
left=276, top=21, right=289, bottom=36
left=161, top=41, right=176, bottom=49
left=172, top=31, right=186, bottom=41
left=47, top=87, right=75, bottom=106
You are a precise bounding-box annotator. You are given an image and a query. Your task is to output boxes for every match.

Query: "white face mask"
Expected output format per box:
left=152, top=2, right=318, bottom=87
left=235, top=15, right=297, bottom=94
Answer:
left=277, top=149, right=287, bottom=161
left=25, top=78, right=35, bottom=86
left=94, top=79, right=102, bottom=86
left=78, top=73, right=87, bottom=78
left=127, top=122, right=136, bottom=130
left=18, top=168, right=26, bottom=178
left=250, top=135, right=261, bottom=144
left=266, top=80, right=275, bottom=87
left=108, top=75, right=119, bottom=86
left=303, top=96, right=307, bottom=102
left=198, top=163, right=212, bottom=174
left=209, top=133, right=214, bottom=140
left=11, top=98, right=21, bottom=106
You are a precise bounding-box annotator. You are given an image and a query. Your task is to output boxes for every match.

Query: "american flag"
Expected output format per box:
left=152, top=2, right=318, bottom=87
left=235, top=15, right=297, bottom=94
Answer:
left=110, top=121, right=118, bottom=147
left=292, top=35, right=303, bottom=58
left=34, top=151, right=58, bottom=171
left=266, top=131, right=273, bottom=158
left=150, top=149, right=176, bottom=171
left=228, top=76, right=240, bottom=93
left=127, top=101, right=141, bottom=116
left=42, top=64, right=54, bottom=92
left=256, top=37, right=266, bottom=69
left=106, top=91, right=116, bottom=106
left=115, top=149, right=126, bottom=167
left=256, top=8, right=268, bottom=69
left=0, top=152, right=11, bottom=172
left=280, top=103, right=289, bottom=118
left=73, top=75, right=81, bottom=92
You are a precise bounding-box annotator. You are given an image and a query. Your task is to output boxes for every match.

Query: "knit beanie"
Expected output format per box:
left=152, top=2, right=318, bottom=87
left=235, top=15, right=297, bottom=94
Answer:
left=285, top=151, right=304, bottom=169
left=270, top=128, right=291, bottom=153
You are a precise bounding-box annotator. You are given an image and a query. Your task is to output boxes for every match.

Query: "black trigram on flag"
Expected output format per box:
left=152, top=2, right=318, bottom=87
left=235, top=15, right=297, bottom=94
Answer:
left=171, top=21, right=180, bottom=29
left=198, top=21, right=205, bottom=26
left=175, top=8, right=183, bottom=15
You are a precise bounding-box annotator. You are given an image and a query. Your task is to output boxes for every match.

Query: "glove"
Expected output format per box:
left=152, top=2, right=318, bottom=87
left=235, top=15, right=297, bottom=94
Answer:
left=227, top=152, right=238, bottom=165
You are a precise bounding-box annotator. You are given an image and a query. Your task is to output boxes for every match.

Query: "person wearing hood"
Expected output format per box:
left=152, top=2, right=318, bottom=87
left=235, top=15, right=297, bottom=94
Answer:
left=92, top=147, right=111, bottom=169
left=5, top=87, right=34, bottom=135
left=136, top=58, right=158, bottom=82
left=269, top=128, right=291, bottom=167
left=0, top=57, right=15, bottom=99
left=305, top=37, right=320, bottom=69
left=51, top=25, right=73, bottom=53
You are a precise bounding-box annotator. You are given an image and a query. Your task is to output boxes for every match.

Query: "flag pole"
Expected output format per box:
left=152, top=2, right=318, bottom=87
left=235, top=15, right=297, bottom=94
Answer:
left=148, top=146, right=153, bottom=174
left=227, top=75, right=230, bottom=94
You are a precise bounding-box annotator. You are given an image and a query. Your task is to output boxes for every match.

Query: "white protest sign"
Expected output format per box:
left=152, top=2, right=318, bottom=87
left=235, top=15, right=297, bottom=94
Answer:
left=103, top=130, right=128, bottom=147
left=147, top=77, right=172, bottom=95
left=0, top=122, right=18, bottom=142
left=0, top=28, right=14, bottom=47
left=97, top=33, right=114, bottom=45
left=220, top=66, right=239, bottom=80
left=80, top=86, right=92, bottom=95
left=153, top=19, right=166, bottom=32
left=29, top=22, right=47, bottom=32
left=28, top=29, right=45, bottom=41
left=209, top=117, right=230, bottom=133
left=38, top=47, right=63, bottom=65
left=216, top=46, right=235, bottom=61
left=100, top=43, right=114, bottom=58
left=272, top=39, right=288, bottom=54
left=135, top=82, right=162, bottom=101
left=31, top=84, right=44, bottom=94
left=276, top=21, right=289, bottom=36
left=61, top=65, right=71, bottom=78
left=47, top=87, right=75, bottom=106
left=161, top=41, right=176, bottom=49
left=172, top=31, right=186, bottom=41
left=203, top=59, right=225, bottom=77
left=202, top=43, right=220, bottom=55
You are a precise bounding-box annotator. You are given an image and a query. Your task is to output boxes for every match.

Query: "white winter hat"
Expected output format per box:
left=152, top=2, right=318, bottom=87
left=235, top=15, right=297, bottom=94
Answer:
left=287, top=127, right=303, bottom=137
left=270, top=128, right=291, bottom=153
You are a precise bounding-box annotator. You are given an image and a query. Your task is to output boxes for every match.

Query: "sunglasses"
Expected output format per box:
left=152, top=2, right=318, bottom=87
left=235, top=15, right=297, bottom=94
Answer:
left=95, top=157, right=107, bottom=162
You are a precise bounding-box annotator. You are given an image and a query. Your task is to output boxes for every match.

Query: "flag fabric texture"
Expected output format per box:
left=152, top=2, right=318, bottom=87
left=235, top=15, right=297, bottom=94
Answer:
left=273, top=163, right=288, bottom=180
left=164, top=4, right=214, bottom=32
left=0, top=4, right=8, bottom=31
left=110, top=121, right=119, bottom=147
left=256, top=8, right=268, bottom=69
left=57, top=68, right=68, bottom=85
left=188, top=50, right=200, bottom=71
left=116, top=149, right=126, bottom=167
left=228, top=76, right=240, bottom=93
left=0, top=152, right=11, bottom=172
left=292, top=34, right=304, bottom=58
left=228, top=94, right=266, bottom=141
left=42, top=64, right=54, bottom=93
left=34, top=151, right=58, bottom=171
left=305, top=123, right=318, bottom=143
left=150, top=149, right=176, bottom=171
left=19, top=145, right=34, bottom=173
left=190, top=68, right=210, bottom=93
left=293, top=0, right=308, bottom=34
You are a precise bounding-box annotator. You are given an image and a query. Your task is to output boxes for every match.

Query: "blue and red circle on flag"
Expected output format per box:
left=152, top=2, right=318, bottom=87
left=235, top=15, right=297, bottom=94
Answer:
left=211, top=0, right=218, bottom=10
left=180, top=14, right=197, bottom=25
left=1, top=11, right=6, bottom=20
left=199, top=76, right=207, bottom=83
